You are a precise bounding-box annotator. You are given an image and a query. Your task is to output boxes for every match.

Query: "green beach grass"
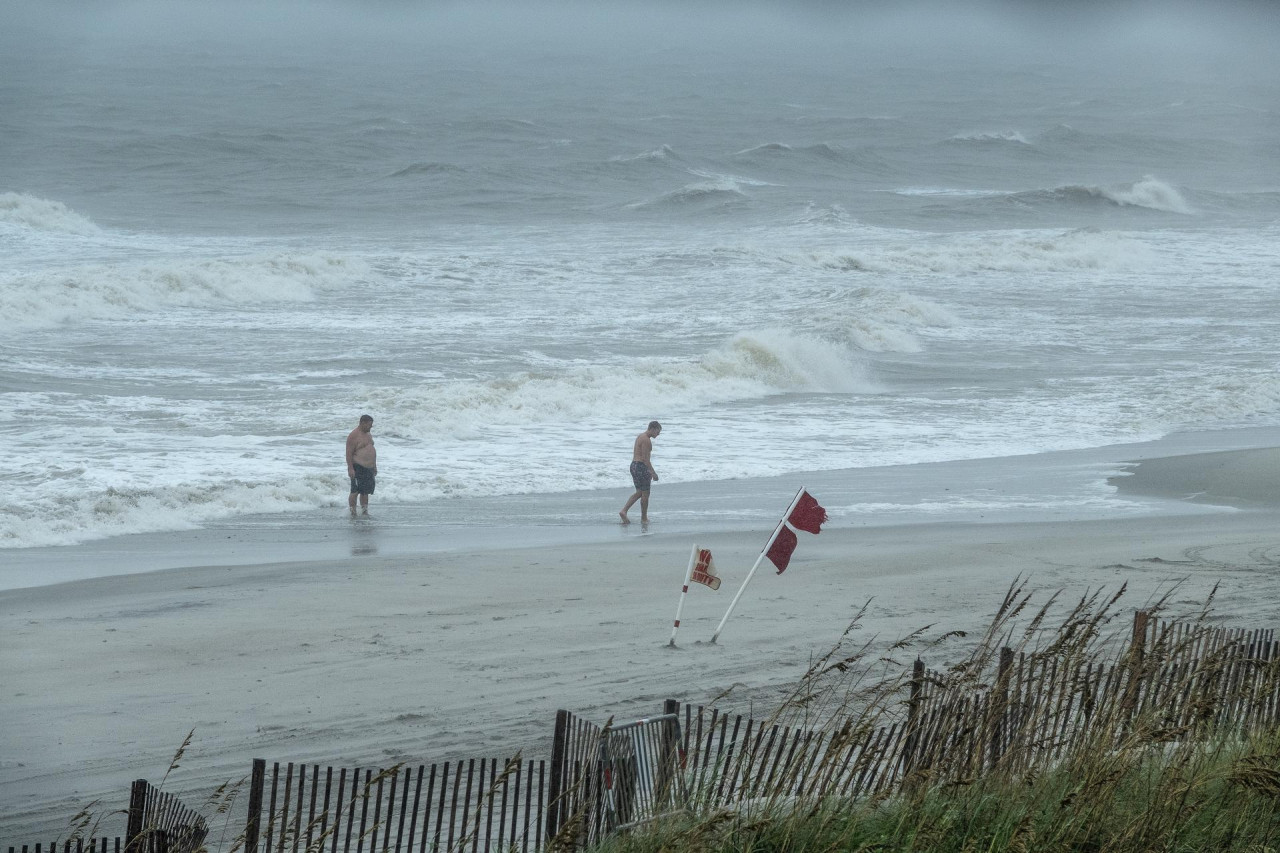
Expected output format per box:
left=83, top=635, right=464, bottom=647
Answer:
left=591, top=731, right=1280, bottom=853
left=586, top=582, right=1280, bottom=853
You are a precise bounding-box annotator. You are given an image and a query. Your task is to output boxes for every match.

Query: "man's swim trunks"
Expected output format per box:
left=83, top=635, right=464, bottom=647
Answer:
left=630, top=460, right=651, bottom=492
left=350, top=462, right=376, bottom=495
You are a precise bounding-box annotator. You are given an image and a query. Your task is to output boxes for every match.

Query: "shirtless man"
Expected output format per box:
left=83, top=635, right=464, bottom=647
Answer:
left=346, top=414, right=377, bottom=515
left=619, top=421, right=661, bottom=525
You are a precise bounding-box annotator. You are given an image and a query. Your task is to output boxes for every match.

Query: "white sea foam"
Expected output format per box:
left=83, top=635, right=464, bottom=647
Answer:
left=801, top=229, right=1154, bottom=274
left=688, top=169, right=773, bottom=187
left=1097, top=176, right=1195, bottom=214
left=7, top=253, right=367, bottom=328
left=834, top=288, right=957, bottom=353
left=893, top=187, right=1007, bottom=197
left=3, top=476, right=342, bottom=549
left=610, top=144, right=678, bottom=163
left=0, top=193, right=102, bottom=235
left=948, top=130, right=1030, bottom=145
left=1149, top=370, right=1280, bottom=427
left=1021, top=178, right=1195, bottom=215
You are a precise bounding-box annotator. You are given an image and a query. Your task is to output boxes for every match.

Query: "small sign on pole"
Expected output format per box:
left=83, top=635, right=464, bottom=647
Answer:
left=669, top=545, right=721, bottom=647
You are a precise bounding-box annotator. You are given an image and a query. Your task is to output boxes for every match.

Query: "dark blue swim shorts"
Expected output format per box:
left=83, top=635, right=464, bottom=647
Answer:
left=629, top=460, right=651, bottom=492
left=350, top=463, right=376, bottom=495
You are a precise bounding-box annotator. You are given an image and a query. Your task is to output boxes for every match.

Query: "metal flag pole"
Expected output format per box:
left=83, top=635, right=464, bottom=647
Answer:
left=669, top=544, right=700, bottom=647
left=710, top=487, right=805, bottom=645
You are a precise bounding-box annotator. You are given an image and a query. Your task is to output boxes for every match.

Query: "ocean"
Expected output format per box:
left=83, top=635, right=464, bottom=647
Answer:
left=3, top=1, right=1279, bottom=558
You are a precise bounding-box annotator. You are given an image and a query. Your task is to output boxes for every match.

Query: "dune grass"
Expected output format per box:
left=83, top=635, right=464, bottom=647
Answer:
left=591, top=730, right=1280, bottom=852
left=586, top=580, right=1280, bottom=853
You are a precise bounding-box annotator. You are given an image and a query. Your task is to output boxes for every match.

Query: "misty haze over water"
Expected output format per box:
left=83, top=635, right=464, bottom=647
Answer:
left=4, top=1, right=1276, bottom=233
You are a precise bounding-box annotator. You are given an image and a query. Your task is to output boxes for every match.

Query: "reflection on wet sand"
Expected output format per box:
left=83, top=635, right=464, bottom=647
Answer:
left=350, top=515, right=379, bottom=556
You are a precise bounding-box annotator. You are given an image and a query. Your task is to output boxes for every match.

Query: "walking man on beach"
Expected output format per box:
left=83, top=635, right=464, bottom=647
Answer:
left=346, top=414, right=377, bottom=515
left=620, top=420, right=661, bottom=525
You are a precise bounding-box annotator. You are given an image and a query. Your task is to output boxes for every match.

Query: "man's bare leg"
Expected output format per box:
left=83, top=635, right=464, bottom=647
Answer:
left=620, top=490, right=643, bottom=524
left=349, top=492, right=358, bottom=516
left=360, top=494, right=370, bottom=515
left=639, top=490, right=650, bottom=524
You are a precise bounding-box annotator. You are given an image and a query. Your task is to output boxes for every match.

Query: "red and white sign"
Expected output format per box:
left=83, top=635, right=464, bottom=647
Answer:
left=690, top=548, right=721, bottom=590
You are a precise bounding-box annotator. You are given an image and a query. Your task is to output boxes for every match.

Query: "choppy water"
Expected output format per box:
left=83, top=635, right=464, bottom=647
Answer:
left=3, top=1, right=1279, bottom=550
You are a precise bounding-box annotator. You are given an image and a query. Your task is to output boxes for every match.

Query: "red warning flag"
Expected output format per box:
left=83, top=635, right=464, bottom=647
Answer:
left=788, top=490, right=828, bottom=535
left=765, top=525, right=799, bottom=573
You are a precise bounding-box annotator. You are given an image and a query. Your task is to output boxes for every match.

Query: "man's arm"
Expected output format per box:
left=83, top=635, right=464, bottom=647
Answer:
left=345, top=431, right=356, bottom=476
left=640, top=435, right=657, bottom=480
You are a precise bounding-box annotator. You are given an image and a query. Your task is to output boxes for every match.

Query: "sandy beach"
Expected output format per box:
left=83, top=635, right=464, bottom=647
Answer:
left=5, top=431, right=1280, bottom=842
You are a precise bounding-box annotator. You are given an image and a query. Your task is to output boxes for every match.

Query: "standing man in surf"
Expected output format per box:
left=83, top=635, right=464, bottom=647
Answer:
left=346, top=414, right=377, bottom=515
left=620, top=420, right=661, bottom=525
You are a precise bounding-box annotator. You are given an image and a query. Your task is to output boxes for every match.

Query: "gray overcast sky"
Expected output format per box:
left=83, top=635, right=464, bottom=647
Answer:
left=1, top=0, right=1276, bottom=91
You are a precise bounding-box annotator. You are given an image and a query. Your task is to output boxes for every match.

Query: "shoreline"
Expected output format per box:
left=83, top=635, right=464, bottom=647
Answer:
left=7, top=424, right=1280, bottom=593
left=5, top=427, right=1280, bottom=839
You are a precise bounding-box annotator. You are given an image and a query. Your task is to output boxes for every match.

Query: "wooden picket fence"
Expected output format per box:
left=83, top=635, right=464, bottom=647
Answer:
left=242, top=758, right=549, bottom=853
left=669, top=610, right=1280, bottom=807
left=125, top=778, right=209, bottom=853
left=240, top=704, right=685, bottom=853
left=7, top=779, right=207, bottom=853
left=4, top=841, right=122, bottom=853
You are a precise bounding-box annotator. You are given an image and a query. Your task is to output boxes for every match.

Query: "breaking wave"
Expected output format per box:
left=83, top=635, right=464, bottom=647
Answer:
left=366, top=328, right=871, bottom=440
left=0, top=192, right=102, bottom=235
left=3, top=478, right=340, bottom=549
left=8, top=253, right=368, bottom=328
left=1014, top=177, right=1195, bottom=214
left=823, top=287, right=958, bottom=353
left=629, top=177, right=751, bottom=210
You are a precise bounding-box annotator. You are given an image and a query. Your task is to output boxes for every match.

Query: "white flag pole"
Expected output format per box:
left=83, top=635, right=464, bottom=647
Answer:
left=710, top=487, right=805, bottom=645
left=669, top=544, right=700, bottom=647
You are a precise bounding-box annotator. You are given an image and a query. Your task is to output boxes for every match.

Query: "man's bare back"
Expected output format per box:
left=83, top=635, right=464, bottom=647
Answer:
left=632, top=430, right=656, bottom=468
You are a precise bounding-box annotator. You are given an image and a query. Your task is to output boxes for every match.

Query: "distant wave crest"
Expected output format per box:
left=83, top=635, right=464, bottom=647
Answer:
left=630, top=177, right=750, bottom=210
left=388, top=161, right=466, bottom=178
left=733, top=142, right=794, bottom=156
left=732, top=142, right=869, bottom=165
left=610, top=144, right=679, bottom=163
left=1036, top=177, right=1194, bottom=214
left=0, top=193, right=102, bottom=235
left=947, top=130, right=1031, bottom=145
left=8, top=253, right=367, bottom=328
left=800, top=228, right=1154, bottom=276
